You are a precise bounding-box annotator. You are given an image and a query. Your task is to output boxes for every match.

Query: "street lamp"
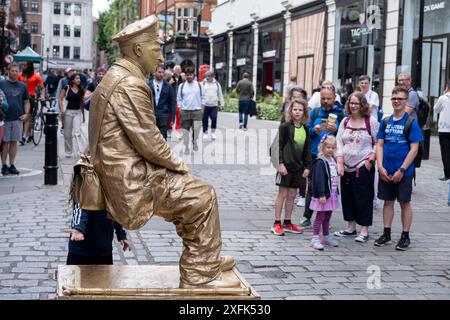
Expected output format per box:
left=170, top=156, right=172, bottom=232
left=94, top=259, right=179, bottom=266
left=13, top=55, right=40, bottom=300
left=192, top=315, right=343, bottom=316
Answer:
left=196, top=0, right=204, bottom=78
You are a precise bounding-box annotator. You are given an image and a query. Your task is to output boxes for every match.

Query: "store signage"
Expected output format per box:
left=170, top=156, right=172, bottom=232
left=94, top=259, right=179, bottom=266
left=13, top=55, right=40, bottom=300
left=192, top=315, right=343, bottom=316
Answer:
left=424, top=1, right=445, bottom=12
left=350, top=5, right=382, bottom=39
left=262, top=50, right=276, bottom=58
left=236, top=58, right=246, bottom=66
left=215, top=62, right=224, bottom=70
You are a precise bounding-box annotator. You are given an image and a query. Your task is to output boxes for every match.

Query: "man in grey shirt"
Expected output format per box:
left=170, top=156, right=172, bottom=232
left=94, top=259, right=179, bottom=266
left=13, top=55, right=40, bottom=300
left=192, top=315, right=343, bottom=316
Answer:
left=236, top=72, right=254, bottom=131
left=397, top=73, right=420, bottom=121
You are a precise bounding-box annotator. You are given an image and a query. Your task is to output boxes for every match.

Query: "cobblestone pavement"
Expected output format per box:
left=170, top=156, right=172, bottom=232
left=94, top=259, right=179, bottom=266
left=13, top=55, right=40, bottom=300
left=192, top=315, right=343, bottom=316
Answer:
left=0, top=112, right=449, bottom=300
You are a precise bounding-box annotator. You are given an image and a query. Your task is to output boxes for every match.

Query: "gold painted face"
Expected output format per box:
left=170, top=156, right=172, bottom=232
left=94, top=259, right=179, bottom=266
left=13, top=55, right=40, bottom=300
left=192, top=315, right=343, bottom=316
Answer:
left=140, top=40, right=164, bottom=75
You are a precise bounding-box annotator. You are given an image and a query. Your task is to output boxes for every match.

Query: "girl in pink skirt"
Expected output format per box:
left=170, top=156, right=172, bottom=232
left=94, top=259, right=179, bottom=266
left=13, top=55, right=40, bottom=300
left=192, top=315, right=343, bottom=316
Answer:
left=309, top=135, right=340, bottom=250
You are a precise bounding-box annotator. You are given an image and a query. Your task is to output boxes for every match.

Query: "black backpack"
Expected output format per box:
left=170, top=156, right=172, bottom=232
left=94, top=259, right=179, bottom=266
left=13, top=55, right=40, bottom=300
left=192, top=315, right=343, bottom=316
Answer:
left=382, top=115, right=424, bottom=168
left=413, top=90, right=430, bottom=128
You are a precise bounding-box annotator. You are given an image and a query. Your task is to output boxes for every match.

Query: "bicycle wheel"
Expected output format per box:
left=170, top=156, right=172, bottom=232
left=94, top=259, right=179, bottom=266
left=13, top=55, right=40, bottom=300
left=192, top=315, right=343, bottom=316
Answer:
left=33, top=114, right=44, bottom=146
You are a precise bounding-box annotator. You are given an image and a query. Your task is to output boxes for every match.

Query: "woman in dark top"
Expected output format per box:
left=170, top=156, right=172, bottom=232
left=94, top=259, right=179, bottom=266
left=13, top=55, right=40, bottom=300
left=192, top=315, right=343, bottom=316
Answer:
left=59, top=74, right=85, bottom=157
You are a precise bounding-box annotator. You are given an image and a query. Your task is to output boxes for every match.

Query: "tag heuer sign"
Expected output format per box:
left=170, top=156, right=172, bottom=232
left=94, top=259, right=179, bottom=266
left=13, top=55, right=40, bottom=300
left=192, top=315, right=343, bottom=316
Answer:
left=262, top=50, right=276, bottom=58
left=215, top=62, right=224, bottom=70
left=236, top=58, right=246, bottom=66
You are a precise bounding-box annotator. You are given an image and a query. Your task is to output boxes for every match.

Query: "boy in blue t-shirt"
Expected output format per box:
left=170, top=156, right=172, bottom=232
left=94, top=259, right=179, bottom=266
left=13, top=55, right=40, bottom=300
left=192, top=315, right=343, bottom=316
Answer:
left=374, top=86, right=423, bottom=251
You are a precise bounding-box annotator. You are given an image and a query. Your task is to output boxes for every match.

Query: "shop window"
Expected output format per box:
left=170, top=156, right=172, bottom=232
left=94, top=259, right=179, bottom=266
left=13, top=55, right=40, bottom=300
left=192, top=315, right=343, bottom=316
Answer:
left=63, top=46, right=70, bottom=59
left=74, top=47, right=80, bottom=59
left=53, top=24, right=60, bottom=36
left=53, top=46, right=60, bottom=58
left=54, top=2, right=61, bottom=14
left=23, top=1, right=28, bottom=11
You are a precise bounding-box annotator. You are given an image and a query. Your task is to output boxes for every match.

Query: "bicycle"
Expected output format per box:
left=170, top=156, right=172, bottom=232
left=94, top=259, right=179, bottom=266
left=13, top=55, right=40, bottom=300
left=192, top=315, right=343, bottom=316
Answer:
left=31, top=96, right=56, bottom=146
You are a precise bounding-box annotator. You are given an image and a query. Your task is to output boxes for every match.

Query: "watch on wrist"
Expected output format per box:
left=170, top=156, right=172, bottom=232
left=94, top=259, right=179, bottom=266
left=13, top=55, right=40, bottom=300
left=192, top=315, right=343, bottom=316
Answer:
left=399, top=167, right=406, bottom=174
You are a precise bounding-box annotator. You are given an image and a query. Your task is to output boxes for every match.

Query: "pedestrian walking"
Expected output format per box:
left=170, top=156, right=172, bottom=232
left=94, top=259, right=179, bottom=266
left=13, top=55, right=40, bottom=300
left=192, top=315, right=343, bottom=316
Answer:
left=0, top=62, right=30, bottom=176
left=168, top=65, right=183, bottom=140
left=18, top=61, right=46, bottom=145
left=335, top=92, right=378, bottom=243
left=272, top=99, right=311, bottom=236
left=65, top=202, right=131, bottom=265
left=236, top=72, right=254, bottom=131
left=84, top=67, right=106, bottom=111
left=300, top=86, right=344, bottom=228
left=201, top=71, right=224, bottom=140
left=148, top=64, right=176, bottom=140
left=309, top=135, right=340, bottom=250
left=58, top=74, right=85, bottom=158
left=44, top=69, right=59, bottom=97
left=177, top=67, right=204, bottom=153
left=433, top=80, right=450, bottom=182
left=374, top=86, right=423, bottom=251
left=358, top=75, right=380, bottom=120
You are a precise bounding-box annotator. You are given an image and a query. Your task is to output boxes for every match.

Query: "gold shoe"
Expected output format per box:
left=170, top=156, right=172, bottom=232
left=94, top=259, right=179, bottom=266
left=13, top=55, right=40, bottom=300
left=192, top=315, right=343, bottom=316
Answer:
left=220, top=256, right=235, bottom=271
left=180, top=274, right=241, bottom=289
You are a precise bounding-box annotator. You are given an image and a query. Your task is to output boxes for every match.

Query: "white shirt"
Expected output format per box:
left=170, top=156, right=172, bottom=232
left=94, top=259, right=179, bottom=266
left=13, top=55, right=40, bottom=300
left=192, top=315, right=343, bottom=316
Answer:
left=153, top=79, right=162, bottom=106
left=434, top=93, right=450, bottom=133
left=177, top=81, right=205, bottom=111
left=201, top=80, right=224, bottom=107
left=365, top=90, right=380, bottom=119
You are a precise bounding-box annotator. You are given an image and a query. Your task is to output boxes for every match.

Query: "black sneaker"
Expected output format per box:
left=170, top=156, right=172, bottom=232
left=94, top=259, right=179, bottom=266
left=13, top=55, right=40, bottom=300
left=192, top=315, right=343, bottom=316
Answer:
left=395, top=237, right=411, bottom=251
left=8, top=165, right=20, bottom=175
left=1, top=164, right=9, bottom=175
left=19, top=137, right=26, bottom=146
left=374, top=234, right=391, bottom=247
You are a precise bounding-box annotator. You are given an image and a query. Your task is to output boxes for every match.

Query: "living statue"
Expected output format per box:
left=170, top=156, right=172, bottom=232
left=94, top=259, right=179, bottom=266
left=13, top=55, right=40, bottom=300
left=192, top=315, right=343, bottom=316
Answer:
left=88, top=15, right=239, bottom=289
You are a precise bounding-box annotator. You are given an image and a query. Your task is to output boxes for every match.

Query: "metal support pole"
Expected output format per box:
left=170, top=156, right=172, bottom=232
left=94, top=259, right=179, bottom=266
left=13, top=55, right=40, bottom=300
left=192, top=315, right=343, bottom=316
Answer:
left=44, top=112, right=59, bottom=185
left=196, top=0, right=203, bottom=78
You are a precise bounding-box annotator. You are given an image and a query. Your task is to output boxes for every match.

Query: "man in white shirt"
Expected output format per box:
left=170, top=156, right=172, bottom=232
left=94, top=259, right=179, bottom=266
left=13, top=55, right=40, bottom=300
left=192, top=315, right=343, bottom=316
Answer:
left=359, top=75, right=380, bottom=120
left=177, top=67, right=205, bottom=153
left=434, top=81, right=450, bottom=181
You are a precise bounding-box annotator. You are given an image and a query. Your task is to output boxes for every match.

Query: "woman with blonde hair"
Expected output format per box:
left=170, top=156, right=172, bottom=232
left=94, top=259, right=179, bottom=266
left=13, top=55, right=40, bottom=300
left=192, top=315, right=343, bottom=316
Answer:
left=272, top=99, right=312, bottom=236
left=335, top=92, right=379, bottom=242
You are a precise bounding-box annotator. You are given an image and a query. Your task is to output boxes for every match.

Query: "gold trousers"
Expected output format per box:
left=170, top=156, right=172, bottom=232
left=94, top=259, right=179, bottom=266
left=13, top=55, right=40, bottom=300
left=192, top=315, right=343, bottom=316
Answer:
left=155, top=172, right=222, bottom=286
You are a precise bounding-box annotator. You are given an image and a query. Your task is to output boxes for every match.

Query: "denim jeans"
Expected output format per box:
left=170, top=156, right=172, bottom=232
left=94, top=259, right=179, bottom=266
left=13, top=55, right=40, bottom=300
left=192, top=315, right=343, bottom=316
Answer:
left=202, top=106, right=218, bottom=133
left=238, top=100, right=251, bottom=128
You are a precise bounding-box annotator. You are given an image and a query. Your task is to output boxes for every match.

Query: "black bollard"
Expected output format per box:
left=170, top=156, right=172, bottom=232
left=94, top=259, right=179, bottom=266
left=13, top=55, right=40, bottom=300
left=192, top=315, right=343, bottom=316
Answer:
left=423, top=127, right=431, bottom=160
left=44, top=112, right=59, bottom=185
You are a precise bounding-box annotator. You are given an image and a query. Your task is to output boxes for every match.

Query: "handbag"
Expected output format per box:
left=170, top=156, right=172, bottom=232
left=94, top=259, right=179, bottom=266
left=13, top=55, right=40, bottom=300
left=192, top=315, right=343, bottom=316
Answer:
left=61, top=85, right=69, bottom=113
left=71, top=75, right=125, bottom=211
left=249, top=100, right=258, bottom=117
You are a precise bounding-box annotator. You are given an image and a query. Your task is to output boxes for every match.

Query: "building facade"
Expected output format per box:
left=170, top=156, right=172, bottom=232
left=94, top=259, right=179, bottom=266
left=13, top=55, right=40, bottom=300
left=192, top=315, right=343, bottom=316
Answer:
left=42, top=0, right=93, bottom=71
left=140, top=0, right=217, bottom=72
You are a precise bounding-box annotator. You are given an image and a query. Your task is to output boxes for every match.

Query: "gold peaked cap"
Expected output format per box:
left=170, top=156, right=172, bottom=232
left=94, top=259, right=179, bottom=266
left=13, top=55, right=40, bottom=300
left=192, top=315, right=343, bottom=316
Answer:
left=113, top=15, right=164, bottom=45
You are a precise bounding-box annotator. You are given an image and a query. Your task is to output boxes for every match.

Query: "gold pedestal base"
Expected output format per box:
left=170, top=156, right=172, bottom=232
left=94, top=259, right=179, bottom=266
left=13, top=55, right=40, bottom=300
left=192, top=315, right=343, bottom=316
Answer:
left=56, top=265, right=260, bottom=300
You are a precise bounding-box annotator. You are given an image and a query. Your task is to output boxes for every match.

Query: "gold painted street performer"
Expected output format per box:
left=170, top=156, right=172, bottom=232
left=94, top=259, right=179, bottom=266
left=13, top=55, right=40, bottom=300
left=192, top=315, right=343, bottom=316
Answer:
left=87, top=15, right=238, bottom=289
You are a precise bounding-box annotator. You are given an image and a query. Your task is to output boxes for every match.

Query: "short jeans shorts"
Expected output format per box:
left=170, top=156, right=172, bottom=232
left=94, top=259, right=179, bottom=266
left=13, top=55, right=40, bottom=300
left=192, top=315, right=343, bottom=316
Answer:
left=377, top=174, right=413, bottom=203
left=2, top=120, right=23, bottom=142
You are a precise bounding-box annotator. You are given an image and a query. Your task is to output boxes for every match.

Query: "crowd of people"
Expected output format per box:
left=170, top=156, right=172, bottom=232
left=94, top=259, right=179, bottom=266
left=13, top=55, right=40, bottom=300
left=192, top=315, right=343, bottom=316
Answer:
left=273, top=72, right=450, bottom=252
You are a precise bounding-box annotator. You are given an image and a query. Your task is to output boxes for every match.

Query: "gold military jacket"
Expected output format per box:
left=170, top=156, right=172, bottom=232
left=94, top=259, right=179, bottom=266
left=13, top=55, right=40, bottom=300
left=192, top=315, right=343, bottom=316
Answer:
left=88, top=58, right=189, bottom=230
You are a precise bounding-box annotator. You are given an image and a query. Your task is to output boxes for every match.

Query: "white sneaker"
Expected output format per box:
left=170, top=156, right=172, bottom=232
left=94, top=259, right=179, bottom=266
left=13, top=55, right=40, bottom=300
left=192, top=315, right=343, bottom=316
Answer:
left=203, top=133, right=209, bottom=140
left=167, top=130, right=172, bottom=139
left=309, top=237, right=324, bottom=250
left=211, top=133, right=217, bottom=140
left=373, top=198, right=380, bottom=209
left=296, top=197, right=305, bottom=207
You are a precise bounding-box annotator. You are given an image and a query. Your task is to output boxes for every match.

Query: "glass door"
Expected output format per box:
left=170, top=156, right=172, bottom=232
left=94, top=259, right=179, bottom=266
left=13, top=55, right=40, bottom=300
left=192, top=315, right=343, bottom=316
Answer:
left=420, top=36, right=448, bottom=129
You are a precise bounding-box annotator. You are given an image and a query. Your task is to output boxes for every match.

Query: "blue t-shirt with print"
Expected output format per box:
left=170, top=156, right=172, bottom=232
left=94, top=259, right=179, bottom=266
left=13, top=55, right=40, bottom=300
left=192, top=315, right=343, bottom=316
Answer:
left=376, top=112, right=423, bottom=177
left=309, top=104, right=343, bottom=157
left=0, top=80, right=29, bottom=121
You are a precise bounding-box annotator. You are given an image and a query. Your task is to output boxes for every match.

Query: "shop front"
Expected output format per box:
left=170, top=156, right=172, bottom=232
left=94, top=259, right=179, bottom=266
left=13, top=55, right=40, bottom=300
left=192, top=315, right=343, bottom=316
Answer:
left=333, top=0, right=385, bottom=95
left=257, top=18, right=284, bottom=97
left=398, top=0, right=450, bottom=127
left=212, top=34, right=228, bottom=90
left=232, top=27, right=253, bottom=87
left=290, top=4, right=326, bottom=97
